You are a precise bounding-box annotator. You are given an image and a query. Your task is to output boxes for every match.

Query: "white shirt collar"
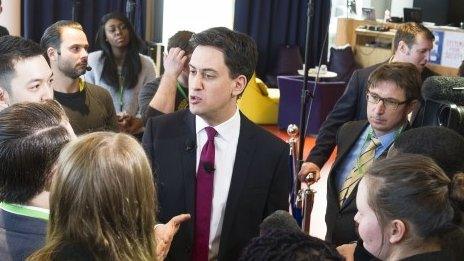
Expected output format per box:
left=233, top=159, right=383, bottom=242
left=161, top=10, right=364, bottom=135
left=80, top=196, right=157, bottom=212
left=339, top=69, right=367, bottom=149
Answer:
left=195, top=109, right=240, bottom=142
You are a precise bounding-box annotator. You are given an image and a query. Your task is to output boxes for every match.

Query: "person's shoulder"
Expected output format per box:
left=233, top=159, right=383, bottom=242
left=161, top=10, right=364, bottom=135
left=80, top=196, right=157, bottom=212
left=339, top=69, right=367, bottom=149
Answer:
left=139, top=53, right=155, bottom=65
left=88, top=50, right=103, bottom=60
left=147, top=109, right=190, bottom=125
left=240, top=114, right=287, bottom=148
left=0, top=25, right=9, bottom=37
left=85, top=82, right=112, bottom=97
left=423, top=66, right=439, bottom=77
left=356, top=62, right=384, bottom=75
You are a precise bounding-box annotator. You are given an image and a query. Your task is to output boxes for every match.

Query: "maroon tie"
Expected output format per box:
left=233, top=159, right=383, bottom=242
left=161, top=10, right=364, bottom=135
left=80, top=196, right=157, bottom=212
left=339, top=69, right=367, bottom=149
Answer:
left=192, top=126, right=217, bottom=261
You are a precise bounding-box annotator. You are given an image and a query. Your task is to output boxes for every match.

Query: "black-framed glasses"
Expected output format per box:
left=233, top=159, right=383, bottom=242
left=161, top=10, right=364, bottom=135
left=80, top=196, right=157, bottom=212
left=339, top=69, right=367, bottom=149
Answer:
left=366, top=91, right=408, bottom=110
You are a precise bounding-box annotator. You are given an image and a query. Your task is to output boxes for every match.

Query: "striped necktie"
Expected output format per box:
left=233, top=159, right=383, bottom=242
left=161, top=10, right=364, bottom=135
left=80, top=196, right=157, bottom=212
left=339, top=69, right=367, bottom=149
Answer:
left=338, top=136, right=380, bottom=206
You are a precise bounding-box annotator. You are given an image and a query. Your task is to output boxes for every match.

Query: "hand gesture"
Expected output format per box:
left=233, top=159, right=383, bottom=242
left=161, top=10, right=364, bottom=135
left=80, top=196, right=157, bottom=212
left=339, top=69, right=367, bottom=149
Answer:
left=154, top=214, right=191, bottom=260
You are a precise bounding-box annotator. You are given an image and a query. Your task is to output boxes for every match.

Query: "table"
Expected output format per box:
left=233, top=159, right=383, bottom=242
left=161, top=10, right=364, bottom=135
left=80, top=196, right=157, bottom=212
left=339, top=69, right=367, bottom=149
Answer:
left=298, top=69, right=338, bottom=78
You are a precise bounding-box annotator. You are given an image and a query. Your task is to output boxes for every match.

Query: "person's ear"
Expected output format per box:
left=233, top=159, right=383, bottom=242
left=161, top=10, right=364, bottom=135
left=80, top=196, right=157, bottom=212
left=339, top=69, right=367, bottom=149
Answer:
left=0, top=87, right=7, bottom=102
left=231, top=75, right=247, bottom=98
left=47, top=47, right=58, bottom=62
left=397, top=41, right=410, bottom=55
left=388, top=219, right=406, bottom=244
left=0, top=88, right=9, bottom=109
left=406, top=99, right=419, bottom=114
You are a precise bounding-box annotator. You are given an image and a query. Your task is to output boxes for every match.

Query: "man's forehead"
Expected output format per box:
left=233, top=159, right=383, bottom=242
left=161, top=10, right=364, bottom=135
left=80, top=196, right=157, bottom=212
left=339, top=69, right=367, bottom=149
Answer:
left=60, top=27, right=88, bottom=45
left=369, top=81, right=405, bottom=97
left=13, top=55, right=51, bottom=79
left=190, top=45, right=225, bottom=69
left=412, top=33, right=433, bottom=47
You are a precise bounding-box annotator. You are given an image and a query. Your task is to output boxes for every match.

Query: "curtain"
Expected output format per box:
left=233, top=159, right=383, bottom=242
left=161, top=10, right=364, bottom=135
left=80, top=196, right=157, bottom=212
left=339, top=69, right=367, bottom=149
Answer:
left=234, top=0, right=331, bottom=79
left=22, top=0, right=146, bottom=51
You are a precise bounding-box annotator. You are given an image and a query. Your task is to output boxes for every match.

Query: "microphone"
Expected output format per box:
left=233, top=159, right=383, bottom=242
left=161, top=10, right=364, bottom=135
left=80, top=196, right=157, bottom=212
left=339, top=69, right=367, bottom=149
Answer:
left=422, top=76, right=464, bottom=105
left=203, top=162, right=215, bottom=173
left=184, top=139, right=196, bottom=152
left=259, top=210, right=302, bottom=235
left=86, top=66, right=92, bottom=71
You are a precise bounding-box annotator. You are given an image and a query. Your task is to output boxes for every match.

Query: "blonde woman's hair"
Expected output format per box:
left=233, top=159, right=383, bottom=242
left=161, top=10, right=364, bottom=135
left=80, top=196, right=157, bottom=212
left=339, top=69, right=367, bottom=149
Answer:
left=29, top=132, right=157, bottom=260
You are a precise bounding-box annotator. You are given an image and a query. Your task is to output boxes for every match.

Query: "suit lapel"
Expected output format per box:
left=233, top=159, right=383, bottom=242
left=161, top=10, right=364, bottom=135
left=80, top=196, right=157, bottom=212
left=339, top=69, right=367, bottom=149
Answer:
left=219, top=114, right=257, bottom=247
left=181, top=111, right=197, bottom=242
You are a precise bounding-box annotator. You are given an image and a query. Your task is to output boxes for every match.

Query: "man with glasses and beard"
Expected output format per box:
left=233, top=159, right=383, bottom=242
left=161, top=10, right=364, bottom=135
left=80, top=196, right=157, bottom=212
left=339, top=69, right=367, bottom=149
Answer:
left=41, top=20, right=117, bottom=135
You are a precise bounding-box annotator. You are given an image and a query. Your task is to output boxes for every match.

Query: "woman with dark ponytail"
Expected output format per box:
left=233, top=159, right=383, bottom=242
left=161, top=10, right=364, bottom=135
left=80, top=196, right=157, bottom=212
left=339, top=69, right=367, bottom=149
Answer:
left=85, top=12, right=156, bottom=135
left=354, top=154, right=464, bottom=260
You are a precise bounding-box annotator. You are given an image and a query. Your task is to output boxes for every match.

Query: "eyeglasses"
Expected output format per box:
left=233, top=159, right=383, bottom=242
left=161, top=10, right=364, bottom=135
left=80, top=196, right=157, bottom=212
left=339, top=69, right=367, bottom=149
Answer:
left=366, top=91, right=408, bottom=110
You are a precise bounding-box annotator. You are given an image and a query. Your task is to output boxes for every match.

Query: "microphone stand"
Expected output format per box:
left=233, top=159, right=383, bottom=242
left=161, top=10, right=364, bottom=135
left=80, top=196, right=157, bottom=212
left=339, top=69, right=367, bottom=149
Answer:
left=292, top=0, right=328, bottom=234
left=71, top=0, right=82, bottom=22
left=126, top=0, right=136, bottom=26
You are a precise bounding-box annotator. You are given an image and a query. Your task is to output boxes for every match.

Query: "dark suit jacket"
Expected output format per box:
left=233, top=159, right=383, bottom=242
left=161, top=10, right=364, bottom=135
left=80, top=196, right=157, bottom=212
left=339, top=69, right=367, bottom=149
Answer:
left=0, top=209, right=47, bottom=261
left=143, top=109, right=290, bottom=261
left=307, top=62, right=437, bottom=168
left=0, top=26, right=9, bottom=37
left=325, top=120, right=398, bottom=246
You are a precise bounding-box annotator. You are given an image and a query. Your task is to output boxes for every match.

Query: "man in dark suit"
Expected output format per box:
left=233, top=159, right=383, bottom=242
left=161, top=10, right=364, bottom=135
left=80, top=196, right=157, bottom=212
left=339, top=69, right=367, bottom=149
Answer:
left=299, top=63, right=421, bottom=248
left=143, top=27, right=290, bottom=261
left=299, top=22, right=437, bottom=181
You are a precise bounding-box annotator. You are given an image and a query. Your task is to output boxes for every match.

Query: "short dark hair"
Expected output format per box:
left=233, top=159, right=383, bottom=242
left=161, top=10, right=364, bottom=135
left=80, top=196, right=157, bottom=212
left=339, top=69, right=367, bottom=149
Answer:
left=190, top=27, right=258, bottom=83
left=0, top=36, right=44, bottom=92
left=239, top=229, right=343, bottom=261
left=40, top=20, right=84, bottom=62
left=392, top=126, right=464, bottom=176
left=366, top=155, right=457, bottom=242
left=367, top=62, right=421, bottom=102
left=0, top=100, right=72, bottom=204
left=393, top=22, right=435, bottom=51
left=167, top=30, right=194, bottom=54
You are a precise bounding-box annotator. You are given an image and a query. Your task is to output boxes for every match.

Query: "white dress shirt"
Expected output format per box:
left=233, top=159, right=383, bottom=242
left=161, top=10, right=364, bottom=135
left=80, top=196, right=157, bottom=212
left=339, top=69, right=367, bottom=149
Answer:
left=195, top=109, right=240, bottom=260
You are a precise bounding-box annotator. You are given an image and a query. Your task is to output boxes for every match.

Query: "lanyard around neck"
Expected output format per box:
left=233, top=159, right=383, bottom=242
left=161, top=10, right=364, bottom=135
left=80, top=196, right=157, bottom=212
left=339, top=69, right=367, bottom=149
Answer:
left=118, top=72, right=125, bottom=112
left=176, top=82, right=187, bottom=100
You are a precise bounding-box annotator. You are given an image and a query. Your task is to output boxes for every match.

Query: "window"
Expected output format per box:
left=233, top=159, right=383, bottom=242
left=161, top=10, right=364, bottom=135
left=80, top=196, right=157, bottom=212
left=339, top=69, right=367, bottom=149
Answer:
left=162, top=0, right=235, bottom=44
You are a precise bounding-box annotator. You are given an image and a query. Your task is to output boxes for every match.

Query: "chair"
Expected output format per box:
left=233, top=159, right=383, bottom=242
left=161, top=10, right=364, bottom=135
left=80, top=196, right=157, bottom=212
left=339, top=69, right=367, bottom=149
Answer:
left=277, top=75, right=346, bottom=135
left=265, top=45, right=303, bottom=88
left=238, top=74, right=280, bottom=125
left=327, top=44, right=359, bottom=83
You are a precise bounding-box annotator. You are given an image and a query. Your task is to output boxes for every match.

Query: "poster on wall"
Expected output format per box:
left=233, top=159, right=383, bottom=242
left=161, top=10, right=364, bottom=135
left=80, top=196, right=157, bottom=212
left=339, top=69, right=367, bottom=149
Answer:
left=440, top=31, right=464, bottom=68
left=430, top=31, right=443, bottom=65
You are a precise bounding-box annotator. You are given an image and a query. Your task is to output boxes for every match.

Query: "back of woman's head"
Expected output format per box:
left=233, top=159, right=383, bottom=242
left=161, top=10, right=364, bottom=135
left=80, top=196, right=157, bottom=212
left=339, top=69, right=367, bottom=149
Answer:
left=366, top=154, right=459, bottom=242
left=34, top=132, right=156, bottom=260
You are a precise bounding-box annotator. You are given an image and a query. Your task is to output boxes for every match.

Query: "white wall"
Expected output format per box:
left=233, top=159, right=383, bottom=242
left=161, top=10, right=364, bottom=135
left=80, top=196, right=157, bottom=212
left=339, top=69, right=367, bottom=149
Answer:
left=391, top=0, right=414, bottom=18
left=162, top=0, right=235, bottom=44
left=0, top=0, right=21, bottom=36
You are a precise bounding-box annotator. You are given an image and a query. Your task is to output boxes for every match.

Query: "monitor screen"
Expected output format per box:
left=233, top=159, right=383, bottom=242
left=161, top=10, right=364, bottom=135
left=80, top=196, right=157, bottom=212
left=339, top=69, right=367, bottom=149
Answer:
left=362, top=8, right=376, bottom=20
left=404, top=7, right=422, bottom=23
